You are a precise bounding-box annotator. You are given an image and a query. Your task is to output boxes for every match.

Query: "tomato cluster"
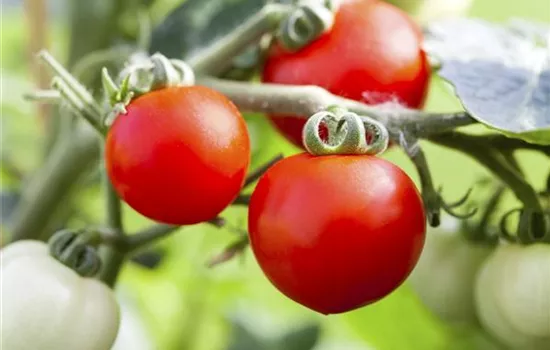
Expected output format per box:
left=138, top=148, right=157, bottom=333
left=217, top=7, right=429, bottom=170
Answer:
left=99, top=0, right=431, bottom=315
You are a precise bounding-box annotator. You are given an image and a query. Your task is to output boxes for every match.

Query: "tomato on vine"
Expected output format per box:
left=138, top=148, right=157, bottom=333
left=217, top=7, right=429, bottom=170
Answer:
left=262, top=0, right=430, bottom=148
left=408, top=216, right=495, bottom=325
left=1, top=240, right=120, bottom=350
left=475, top=243, right=550, bottom=349
left=247, top=152, right=426, bottom=314
left=105, top=86, right=250, bottom=225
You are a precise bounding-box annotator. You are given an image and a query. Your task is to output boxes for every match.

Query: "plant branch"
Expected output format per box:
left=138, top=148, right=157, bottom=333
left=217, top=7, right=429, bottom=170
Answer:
left=475, top=184, right=506, bottom=238
left=187, top=3, right=290, bottom=75
left=206, top=236, right=249, bottom=268
left=244, top=154, right=284, bottom=188
left=399, top=133, right=440, bottom=226
left=465, top=134, right=550, bottom=156
left=121, top=217, right=227, bottom=253
left=124, top=224, right=181, bottom=252
left=104, top=178, right=123, bottom=231
left=98, top=144, right=125, bottom=287
left=197, top=78, right=476, bottom=138
left=9, top=127, right=99, bottom=241
left=429, top=132, right=544, bottom=213
left=10, top=0, right=127, bottom=244
left=232, top=195, right=251, bottom=206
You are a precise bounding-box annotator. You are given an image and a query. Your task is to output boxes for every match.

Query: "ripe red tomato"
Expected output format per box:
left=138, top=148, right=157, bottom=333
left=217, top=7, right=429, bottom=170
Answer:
left=248, top=153, right=426, bottom=314
left=262, top=0, right=430, bottom=148
left=105, top=86, right=250, bottom=225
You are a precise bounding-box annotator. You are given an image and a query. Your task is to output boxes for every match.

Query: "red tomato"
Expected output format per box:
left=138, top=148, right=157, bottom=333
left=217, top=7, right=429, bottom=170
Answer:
left=248, top=153, right=426, bottom=314
left=105, top=86, right=250, bottom=225
left=262, top=0, right=430, bottom=148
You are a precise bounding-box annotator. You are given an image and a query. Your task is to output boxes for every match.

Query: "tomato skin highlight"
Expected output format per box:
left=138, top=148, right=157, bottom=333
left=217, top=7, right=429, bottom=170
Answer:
left=248, top=153, right=426, bottom=314
left=105, top=86, right=250, bottom=225
left=262, top=0, right=430, bottom=149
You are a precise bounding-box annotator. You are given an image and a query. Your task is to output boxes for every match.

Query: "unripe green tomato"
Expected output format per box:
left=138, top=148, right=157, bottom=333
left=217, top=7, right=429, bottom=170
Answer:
left=475, top=243, right=550, bottom=349
left=1, top=240, right=120, bottom=350
left=385, top=0, right=474, bottom=25
left=408, top=217, right=494, bottom=325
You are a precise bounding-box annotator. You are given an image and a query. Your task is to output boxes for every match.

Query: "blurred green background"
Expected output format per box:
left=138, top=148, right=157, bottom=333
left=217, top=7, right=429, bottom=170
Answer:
left=1, top=0, right=549, bottom=349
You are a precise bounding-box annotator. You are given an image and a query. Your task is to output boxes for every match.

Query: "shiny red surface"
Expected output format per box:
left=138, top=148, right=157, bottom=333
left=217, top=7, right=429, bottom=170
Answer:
left=262, top=0, right=430, bottom=148
left=106, top=86, right=250, bottom=225
left=248, top=153, right=426, bottom=314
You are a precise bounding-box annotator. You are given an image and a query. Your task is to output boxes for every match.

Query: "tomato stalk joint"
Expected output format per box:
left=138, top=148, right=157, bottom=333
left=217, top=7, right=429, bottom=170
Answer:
left=101, top=52, right=195, bottom=125
left=303, top=106, right=389, bottom=156
left=277, top=0, right=340, bottom=52
left=48, top=229, right=102, bottom=277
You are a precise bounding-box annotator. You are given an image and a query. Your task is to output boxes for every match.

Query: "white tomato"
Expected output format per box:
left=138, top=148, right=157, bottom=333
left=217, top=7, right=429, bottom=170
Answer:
left=475, top=243, right=550, bottom=349
left=408, top=217, right=495, bottom=324
left=1, top=240, right=120, bottom=350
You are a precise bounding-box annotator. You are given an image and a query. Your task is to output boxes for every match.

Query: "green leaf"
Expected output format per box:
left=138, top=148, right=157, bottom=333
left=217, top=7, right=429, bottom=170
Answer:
left=424, top=18, right=550, bottom=144
left=273, top=323, right=321, bottom=350
left=150, top=0, right=265, bottom=59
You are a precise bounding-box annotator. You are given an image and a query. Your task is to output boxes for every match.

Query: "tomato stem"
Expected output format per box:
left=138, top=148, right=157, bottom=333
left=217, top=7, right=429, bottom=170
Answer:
left=205, top=236, right=249, bottom=268
left=232, top=194, right=252, bottom=206
left=399, top=132, right=440, bottom=226
left=187, top=3, right=292, bottom=76
left=9, top=128, right=99, bottom=242
left=97, top=142, right=125, bottom=287
left=23, top=89, right=62, bottom=102
left=38, top=50, right=103, bottom=117
left=276, top=0, right=337, bottom=52
left=197, top=77, right=476, bottom=138
left=124, top=225, right=181, bottom=252
left=463, top=183, right=506, bottom=243
left=429, top=132, right=548, bottom=238
left=121, top=217, right=226, bottom=253
left=243, top=154, right=284, bottom=188
left=430, top=132, right=544, bottom=213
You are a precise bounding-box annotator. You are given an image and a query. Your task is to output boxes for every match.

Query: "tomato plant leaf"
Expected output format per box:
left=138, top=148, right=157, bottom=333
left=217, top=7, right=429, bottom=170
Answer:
left=273, top=323, right=321, bottom=350
left=424, top=18, right=550, bottom=144
left=150, top=0, right=265, bottom=59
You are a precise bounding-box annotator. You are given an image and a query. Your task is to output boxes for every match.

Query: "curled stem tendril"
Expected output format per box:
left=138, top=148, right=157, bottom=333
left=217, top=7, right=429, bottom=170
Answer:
left=303, top=107, right=389, bottom=156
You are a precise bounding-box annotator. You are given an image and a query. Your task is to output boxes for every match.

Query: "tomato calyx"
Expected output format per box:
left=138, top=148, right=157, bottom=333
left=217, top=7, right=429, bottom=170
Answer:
left=48, top=229, right=102, bottom=277
left=276, top=0, right=340, bottom=52
left=101, top=52, right=196, bottom=126
left=303, top=106, right=389, bottom=156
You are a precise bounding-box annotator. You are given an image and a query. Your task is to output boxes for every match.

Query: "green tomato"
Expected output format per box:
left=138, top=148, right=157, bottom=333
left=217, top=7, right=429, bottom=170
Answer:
left=408, top=217, right=494, bottom=325
left=385, top=0, right=474, bottom=24
left=475, top=243, right=550, bottom=349
left=1, top=240, right=120, bottom=350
